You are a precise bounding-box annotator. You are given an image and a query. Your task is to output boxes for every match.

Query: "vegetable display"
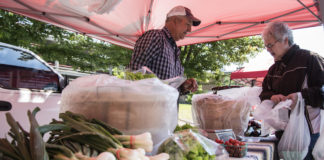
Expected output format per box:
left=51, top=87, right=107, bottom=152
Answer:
left=174, top=124, right=195, bottom=133
left=0, top=108, right=169, bottom=160
left=118, top=71, right=156, bottom=81
left=215, top=138, right=247, bottom=158
left=158, top=129, right=226, bottom=160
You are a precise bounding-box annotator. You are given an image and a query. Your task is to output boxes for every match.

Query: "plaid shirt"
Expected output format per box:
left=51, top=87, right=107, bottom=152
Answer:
left=128, top=27, right=184, bottom=80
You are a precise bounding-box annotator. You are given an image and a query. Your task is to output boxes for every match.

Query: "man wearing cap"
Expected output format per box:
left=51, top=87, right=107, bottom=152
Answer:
left=128, top=5, right=201, bottom=94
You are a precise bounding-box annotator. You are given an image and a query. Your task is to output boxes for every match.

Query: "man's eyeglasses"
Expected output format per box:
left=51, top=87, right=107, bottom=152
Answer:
left=265, top=40, right=279, bottom=49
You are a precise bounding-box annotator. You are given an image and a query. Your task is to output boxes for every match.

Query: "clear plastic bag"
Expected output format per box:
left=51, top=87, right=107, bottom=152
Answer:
left=60, top=74, right=179, bottom=154
left=130, top=66, right=187, bottom=89
left=192, top=87, right=262, bottom=136
left=162, top=76, right=187, bottom=89
left=158, top=129, right=229, bottom=160
left=278, top=93, right=310, bottom=160
left=254, top=99, right=292, bottom=130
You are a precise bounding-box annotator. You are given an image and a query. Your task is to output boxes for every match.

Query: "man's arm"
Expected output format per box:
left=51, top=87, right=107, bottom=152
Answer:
left=179, top=78, right=198, bottom=95
left=301, top=53, right=324, bottom=108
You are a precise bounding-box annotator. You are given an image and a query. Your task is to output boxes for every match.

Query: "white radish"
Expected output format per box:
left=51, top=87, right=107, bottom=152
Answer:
left=96, top=152, right=116, bottom=160
left=148, top=153, right=170, bottom=160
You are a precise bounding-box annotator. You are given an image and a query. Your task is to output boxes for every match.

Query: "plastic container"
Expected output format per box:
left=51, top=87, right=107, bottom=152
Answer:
left=222, top=143, right=247, bottom=158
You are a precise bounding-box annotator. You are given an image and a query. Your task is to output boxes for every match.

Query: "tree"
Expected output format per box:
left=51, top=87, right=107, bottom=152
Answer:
left=0, top=10, right=68, bottom=47
left=0, top=10, right=132, bottom=72
left=1, top=10, right=264, bottom=83
left=180, top=37, right=264, bottom=84
left=34, top=36, right=132, bottom=71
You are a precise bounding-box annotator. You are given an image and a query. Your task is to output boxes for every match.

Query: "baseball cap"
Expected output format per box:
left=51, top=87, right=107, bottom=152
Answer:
left=167, top=6, right=201, bottom=26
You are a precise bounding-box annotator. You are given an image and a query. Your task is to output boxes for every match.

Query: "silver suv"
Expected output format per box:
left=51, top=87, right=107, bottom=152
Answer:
left=0, top=42, right=66, bottom=137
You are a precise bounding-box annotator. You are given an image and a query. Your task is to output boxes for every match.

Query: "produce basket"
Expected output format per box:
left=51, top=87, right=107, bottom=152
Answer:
left=223, top=143, right=247, bottom=158
left=215, top=138, right=247, bottom=158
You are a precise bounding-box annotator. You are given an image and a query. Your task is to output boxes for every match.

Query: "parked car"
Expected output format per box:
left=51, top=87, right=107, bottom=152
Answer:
left=0, top=42, right=66, bottom=137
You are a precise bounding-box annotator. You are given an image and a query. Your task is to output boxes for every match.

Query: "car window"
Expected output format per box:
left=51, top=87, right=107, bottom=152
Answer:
left=0, top=47, right=50, bottom=71
left=0, top=46, right=60, bottom=91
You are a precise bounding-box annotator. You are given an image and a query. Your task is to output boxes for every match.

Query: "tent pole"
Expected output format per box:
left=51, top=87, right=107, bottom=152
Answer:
left=297, top=0, right=322, bottom=23
left=319, top=0, right=324, bottom=26
left=144, top=0, right=154, bottom=32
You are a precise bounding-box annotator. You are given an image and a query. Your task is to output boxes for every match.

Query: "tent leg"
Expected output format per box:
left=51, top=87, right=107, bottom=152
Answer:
left=297, top=0, right=322, bottom=23
left=319, top=0, right=324, bottom=26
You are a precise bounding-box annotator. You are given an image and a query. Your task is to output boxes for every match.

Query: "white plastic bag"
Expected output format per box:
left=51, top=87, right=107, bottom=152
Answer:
left=278, top=93, right=311, bottom=160
left=312, top=110, right=324, bottom=160
left=60, top=74, right=179, bottom=154
left=254, top=99, right=292, bottom=130
left=192, top=87, right=261, bottom=136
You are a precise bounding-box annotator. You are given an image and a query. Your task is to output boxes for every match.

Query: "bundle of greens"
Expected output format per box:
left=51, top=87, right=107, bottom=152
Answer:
left=0, top=108, right=169, bottom=160
left=118, top=71, right=156, bottom=81
left=174, top=124, right=196, bottom=133
left=114, top=132, right=153, bottom=152
left=0, top=108, right=99, bottom=160
left=44, top=111, right=166, bottom=160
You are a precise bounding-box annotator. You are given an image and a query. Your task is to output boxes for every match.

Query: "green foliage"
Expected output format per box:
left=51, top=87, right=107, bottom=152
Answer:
left=1, top=10, right=264, bottom=85
left=0, top=10, right=132, bottom=72
left=180, top=37, right=264, bottom=84
left=184, top=85, right=207, bottom=104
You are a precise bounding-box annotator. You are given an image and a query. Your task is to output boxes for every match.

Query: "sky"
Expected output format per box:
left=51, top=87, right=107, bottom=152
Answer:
left=224, top=26, right=324, bottom=72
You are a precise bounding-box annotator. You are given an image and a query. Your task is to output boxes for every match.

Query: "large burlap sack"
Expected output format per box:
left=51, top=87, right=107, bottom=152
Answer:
left=60, top=74, right=179, bottom=153
left=192, top=87, right=261, bottom=136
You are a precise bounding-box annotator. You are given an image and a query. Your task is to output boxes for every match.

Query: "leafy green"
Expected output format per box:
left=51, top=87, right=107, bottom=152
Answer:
left=117, top=71, right=156, bottom=80
left=158, top=130, right=216, bottom=160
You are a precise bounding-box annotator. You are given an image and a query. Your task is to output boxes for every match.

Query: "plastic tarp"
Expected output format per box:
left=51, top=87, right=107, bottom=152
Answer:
left=60, top=74, right=179, bottom=154
left=0, top=0, right=321, bottom=49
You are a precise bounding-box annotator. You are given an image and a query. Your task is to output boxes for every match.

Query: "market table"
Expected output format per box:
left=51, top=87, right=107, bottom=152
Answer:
left=228, top=135, right=278, bottom=160
left=207, top=132, right=278, bottom=160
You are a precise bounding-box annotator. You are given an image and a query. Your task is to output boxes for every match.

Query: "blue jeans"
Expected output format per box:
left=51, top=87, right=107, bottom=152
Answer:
left=304, top=133, right=320, bottom=160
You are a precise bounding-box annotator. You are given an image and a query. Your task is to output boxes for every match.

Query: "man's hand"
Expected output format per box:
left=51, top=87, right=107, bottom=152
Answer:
left=180, top=78, right=198, bottom=94
left=270, top=94, right=286, bottom=104
left=284, top=93, right=298, bottom=110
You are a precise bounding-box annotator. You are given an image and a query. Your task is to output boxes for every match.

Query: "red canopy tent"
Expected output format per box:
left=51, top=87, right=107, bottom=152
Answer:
left=230, top=69, right=268, bottom=87
left=230, top=70, right=268, bottom=80
left=0, top=0, right=322, bottom=49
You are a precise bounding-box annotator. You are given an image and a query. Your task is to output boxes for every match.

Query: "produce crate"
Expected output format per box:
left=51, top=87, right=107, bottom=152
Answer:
left=222, top=143, right=247, bottom=158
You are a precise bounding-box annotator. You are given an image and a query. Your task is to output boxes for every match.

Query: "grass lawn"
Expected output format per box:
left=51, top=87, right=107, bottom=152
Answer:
left=178, top=103, right=194, bottom=124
